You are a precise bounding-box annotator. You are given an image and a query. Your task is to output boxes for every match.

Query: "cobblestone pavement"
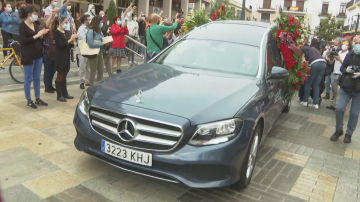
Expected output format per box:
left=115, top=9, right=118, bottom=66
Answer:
left=1, top=83, right=360, bottom=202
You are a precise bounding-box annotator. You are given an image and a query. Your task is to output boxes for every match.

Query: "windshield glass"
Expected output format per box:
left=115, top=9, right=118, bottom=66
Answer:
left=155, top=39, right=259, bottom=76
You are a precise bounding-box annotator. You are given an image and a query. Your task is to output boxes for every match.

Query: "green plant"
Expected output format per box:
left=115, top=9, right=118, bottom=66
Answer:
left=314, top=15, right=342, bottom=42
left=183, top=10, right=210, bottom=33
left=107, top=0, right=117, bottom=25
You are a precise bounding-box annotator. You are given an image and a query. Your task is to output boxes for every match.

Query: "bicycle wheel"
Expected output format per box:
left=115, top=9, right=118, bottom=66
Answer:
left=9, top=58, right=24, bottom=83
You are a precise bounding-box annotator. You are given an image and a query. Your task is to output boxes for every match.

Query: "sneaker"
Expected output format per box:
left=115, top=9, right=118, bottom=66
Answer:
left=35, top=98, right=48, bottom=106
left=300, top=102, right=308, bottom=107
left=330, top=131, right=343, bottom=142
left=45, top=88, right=55, bottom=93
left=310, top=104, right=319, bottom=110
left=116, top=69, right=122, bottom=74
left=343, top=134, right=352, bottom=143
left=85, top=83, right=91, bottom=87
left=80, top=83, right=85, bottom=89
left=27, top=100, right=37, bottom=109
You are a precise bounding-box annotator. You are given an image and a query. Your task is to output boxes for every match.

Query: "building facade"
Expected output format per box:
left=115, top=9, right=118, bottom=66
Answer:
left=344, top=0, right=360, bottom=32
left=251, top=0, right=347, bottom=32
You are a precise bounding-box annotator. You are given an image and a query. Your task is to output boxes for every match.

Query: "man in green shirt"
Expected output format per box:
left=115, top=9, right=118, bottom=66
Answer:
left=146, top=13, right=179, bottom=61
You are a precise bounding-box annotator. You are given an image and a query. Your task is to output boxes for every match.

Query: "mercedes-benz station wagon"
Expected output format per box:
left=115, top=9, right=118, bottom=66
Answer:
left=73, top=21, right=290, bottom=189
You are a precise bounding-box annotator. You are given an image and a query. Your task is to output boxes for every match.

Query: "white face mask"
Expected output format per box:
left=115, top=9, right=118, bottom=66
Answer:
left=342, top=45, right=348, bottom=51
left=6, top=7, right=12, bottom=13
left=133, top=17, right=138, bottom=21
left=67, top=5, right=71, bottom=10
left=30, top=14, right=38, bottom=22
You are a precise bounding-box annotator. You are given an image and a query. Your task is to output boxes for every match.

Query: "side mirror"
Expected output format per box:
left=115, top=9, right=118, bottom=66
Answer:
left=269, top=66, right=289, bottom=79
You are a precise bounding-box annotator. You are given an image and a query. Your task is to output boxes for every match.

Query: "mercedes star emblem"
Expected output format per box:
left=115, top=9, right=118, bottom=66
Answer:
left=117, top=119, right=137, bottom=142
left=135, top=90, right=143, bottom=103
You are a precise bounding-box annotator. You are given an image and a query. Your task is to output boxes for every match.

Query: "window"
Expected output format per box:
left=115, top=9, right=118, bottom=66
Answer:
left=321, top=3, right=329, bottom=15
left=155, top=39, right=259, bottom=76
left=263, top=0, right=272, bottom=9
left=266, top=34, right=283, bottom=73
left=261, top=13, right=270, bottom=22
left=117, top=0, right=138, bottom=8
left=284, top=0, right=292, bottom=10
left=296, top=0, right=304, bottom=12
left=340, top=4, right=346, bottom=14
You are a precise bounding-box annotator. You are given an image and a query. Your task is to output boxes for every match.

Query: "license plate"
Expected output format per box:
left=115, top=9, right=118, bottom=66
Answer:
left=101, top=139, right=152, bottom=167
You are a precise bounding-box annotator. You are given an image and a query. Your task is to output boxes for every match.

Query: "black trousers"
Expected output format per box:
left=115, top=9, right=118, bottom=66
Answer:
left=1, top=30, right=13, bottom=56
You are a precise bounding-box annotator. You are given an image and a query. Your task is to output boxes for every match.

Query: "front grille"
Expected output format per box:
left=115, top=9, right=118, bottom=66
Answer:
left=89, top=107, right=183, bottom=151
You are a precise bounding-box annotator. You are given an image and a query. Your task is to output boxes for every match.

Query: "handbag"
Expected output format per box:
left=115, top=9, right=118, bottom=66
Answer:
left=79, top=30, right=100, bottom=58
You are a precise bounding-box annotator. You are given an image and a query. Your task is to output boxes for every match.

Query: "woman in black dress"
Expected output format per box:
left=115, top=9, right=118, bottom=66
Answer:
left=53, top=16, right=78, bottom=102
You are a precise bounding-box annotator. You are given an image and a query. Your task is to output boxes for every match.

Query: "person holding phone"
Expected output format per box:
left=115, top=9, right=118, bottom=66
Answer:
left=19, top=5, right=49, bottom=108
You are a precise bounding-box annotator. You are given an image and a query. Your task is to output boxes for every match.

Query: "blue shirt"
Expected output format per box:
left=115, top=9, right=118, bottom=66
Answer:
left=0, top=12, right=22, bottom=35
left=86, top=29, right=104, bottom=48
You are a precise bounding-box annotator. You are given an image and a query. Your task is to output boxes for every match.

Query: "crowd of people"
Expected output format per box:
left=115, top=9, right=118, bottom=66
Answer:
left=292, top=36, right=360, bottom=144
left=0, top=1, right=183, bottom=108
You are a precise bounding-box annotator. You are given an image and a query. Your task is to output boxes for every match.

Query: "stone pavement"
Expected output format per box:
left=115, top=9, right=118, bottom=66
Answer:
left=0, top=82, right=360, bottom=202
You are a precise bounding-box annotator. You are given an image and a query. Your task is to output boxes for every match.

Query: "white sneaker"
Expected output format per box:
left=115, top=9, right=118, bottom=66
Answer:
left=300, top=102, right=308, bottom=107
left=313, top=104, right=319, bottom=110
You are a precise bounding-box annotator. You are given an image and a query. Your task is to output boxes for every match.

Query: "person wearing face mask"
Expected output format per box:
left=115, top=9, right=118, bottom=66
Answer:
left=85, top=4, right=96, bottom=21
left=54, top=16, right=78, bottom=102
left=60, top=0, right=76, bottom=35
left=44, top=0, right=58, bottom=17
left=77, top=14, right=91, bottom=89
left=87, top=15, right=109, bottom=85
left=110, top=16, right=128, bottom=74
left=330, top=36, right=360, bottom=144
left=0, top=3, right=21, bottom=56
left=127, top=13, right=139, bottom=66
left=42, top=8, right=59, bottom=93
left=326, top=42, right=349, bottom=111
left=138, top=13, right=146, bottom=54
left=19, top=5, right=49, bottom=109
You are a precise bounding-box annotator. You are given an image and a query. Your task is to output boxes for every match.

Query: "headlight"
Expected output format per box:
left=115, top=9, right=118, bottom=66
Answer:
left=78, top=91, right=90, bottom=116
left=189, top=119, right=242, bottom=146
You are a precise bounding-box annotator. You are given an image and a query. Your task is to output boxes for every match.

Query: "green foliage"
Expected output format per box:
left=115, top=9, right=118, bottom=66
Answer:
left=107, top=0, right=117, bottom=26
left=211, top=0, right=236, bottom=20
left=183, top=10, right=210, bottom=33
left=314, top=15, right=342, bottom=42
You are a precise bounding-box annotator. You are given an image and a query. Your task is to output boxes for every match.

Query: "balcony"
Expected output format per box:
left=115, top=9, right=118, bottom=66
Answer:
left=281, top=7, right=306, bottom=16
left=318, top=12, right=329, bottom=17
left=337, top=12, right=347, bottom=18
left=257, top=7, right=276, bottom=13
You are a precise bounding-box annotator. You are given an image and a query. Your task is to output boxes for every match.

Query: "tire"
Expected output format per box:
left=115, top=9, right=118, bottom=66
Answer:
left=9, top=59, right=24, bottom=83
left=282, top=100, right=291, bottom=113
left=232, top=125, right=262, bottom=189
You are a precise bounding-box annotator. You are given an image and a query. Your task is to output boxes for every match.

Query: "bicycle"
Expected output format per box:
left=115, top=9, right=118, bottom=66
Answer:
left=0, top=40, right=24, bottom=83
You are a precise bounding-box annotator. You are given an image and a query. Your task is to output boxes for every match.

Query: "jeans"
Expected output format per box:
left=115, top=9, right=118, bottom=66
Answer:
left=336, top=88, right=360, bottom=136
left=139, top=36, right=145, bottom=55
left=325, top=75, right=331, bottom=94
left=88, top=54, right=104, bottom=85
left=78, top=55, right=89, bottom=84
left=43, top=53, right=56, bottom=90
left=331, top=73, right=341, bottom=106
left=24, top=57, right=43, bottom=100
left=303, top=61, right=327, bottom=105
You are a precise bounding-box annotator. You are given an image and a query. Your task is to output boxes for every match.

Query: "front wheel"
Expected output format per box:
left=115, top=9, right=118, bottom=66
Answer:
left=9, top=58, right=24, bottom=83
left=232, top=125, right=261, bottom=189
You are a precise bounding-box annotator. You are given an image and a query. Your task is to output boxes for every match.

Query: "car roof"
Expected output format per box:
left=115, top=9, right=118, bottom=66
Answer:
left=186, top=21, right=274, bottom=47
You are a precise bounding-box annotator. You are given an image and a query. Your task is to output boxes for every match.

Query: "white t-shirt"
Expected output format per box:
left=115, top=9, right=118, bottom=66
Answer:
left=44, top=5, right=54, bottom=17
left=127, top=20, right=139, bottom=37
left=334, top=51, right=348, bottom=74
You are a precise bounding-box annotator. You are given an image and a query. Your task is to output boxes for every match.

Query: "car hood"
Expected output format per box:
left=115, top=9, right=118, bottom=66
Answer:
left=91, top=63, right=259, bottom=124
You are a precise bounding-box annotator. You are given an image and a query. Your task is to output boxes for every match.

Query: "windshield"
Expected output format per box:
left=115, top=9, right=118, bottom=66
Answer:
left=155, top=39, right=259, bottom=76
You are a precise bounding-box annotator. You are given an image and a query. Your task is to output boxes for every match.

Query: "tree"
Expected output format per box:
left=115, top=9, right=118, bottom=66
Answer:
left=211, top=0, right=236, bottom=20
left=183, top=10, right=210, bottom=33
left=107, top=0, right=117, bottom=26
left=314, top=15, right=342, bottom=42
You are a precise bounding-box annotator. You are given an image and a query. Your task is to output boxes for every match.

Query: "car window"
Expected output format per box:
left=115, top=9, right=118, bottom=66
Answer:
left=266, top=34, right=283, bottom=73
left=155, top=39, right=259, bottom=76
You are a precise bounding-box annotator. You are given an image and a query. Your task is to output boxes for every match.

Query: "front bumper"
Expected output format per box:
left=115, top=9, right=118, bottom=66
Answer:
left=73, top=107, right=251, bottom=188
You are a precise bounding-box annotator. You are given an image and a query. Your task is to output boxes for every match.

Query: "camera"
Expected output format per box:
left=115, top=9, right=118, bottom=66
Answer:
left=329, top=51, right=338, bottom=56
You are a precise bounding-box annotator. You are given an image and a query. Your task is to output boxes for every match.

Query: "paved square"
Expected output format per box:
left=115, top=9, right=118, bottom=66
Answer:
left=1, top=84, right=360, bottom=202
